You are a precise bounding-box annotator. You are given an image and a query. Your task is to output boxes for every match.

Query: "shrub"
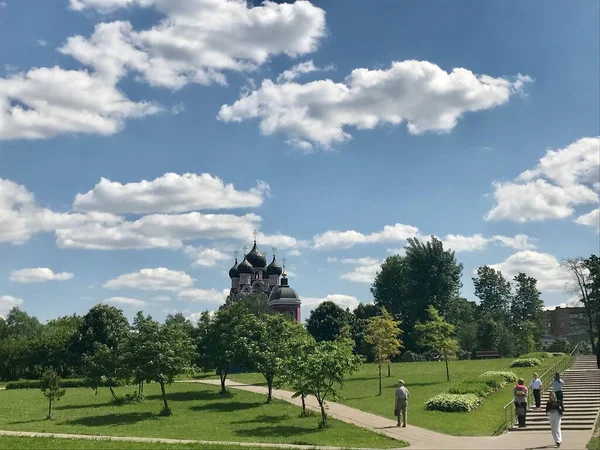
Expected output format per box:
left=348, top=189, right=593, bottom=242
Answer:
left=510, top=358, right=542, bottom=367
left=479, top=375, right=507, bottom=390
left=551, top=352, right=567, bottom=357
left=480, top=371, right=519, bottom=382
left=5, top=378, right=116, bottom=390
left=425, top=393, right=480, bottom=412
left=401, top=351, right=426, bottom=362
left=520, top=352, right=552, bottom=360
left=448, top=381, right=490, bottom=397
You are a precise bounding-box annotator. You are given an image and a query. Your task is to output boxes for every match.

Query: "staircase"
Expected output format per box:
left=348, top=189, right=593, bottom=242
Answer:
left=511, top=355, right=600, bottom=431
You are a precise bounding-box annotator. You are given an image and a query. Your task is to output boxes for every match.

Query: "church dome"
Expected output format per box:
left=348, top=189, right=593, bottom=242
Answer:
left=266, top=255, right=283, bottom=276
left=228, top=258, right=239, bottom=279
left=237, top=256, right=254, bottom=274
left=246, top=241, right=267, bottom=268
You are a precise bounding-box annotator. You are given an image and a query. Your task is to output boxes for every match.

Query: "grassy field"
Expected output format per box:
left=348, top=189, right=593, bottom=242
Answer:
left=0, top=383, right=402, bottom=449
left=222, top=357, right=563, bottom=436
left=587, top=412, right=600, bottom=450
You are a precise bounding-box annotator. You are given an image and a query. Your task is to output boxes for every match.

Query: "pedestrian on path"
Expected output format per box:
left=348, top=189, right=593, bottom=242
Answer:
left=530, top=372, right=542, bottom=410
left=395, top=379, right=410, bottom=427
left=546, top=391, right=564, bottom=447
left=553, top=373, right=564, bottom=406
left=514, top=378, right=528, bottom=428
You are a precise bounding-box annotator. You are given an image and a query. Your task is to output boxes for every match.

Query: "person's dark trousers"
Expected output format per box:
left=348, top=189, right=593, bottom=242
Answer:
left=533, top=389, right=541, bottom=408
left=555, top=391, right=564, bottom=405
left=515, top=402, right=527, bottom=427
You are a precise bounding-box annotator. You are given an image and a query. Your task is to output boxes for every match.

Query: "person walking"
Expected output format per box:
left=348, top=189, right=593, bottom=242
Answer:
left=530, top=372, right=542, bottom=410
left=514, top=378, right=529, bottom=428
left=395, top=380, right=410, bottom=427
left=546, top=391, right=564, bottom=447
left=553, top=372, right=565, bottom=405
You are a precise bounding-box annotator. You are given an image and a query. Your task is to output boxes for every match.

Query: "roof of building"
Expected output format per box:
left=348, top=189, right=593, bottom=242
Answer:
left=246, top=240, right=267, bottom=268
left=228, top=258, right=239, bottom=278
left=237, top=256, right=254, bottom=274
left=266, top=255, right=283, bottom=276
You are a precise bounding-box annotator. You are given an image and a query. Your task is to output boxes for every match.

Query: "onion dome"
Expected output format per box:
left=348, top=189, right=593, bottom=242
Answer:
left=266, top=255, right=283, bottom=276
left=246, top=240, right=267, bottom=268
left=268, top=273, right=300, bottom=305
left=228, top=258, right=239, bottom=279
left=237, top=255, right=254, bottom=274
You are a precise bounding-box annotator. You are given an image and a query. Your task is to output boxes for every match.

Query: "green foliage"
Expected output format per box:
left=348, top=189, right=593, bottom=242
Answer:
left=512, top=273, right=545, bottom=346
left=415, top=306, right=459, bottom=380
left=473, top=266, right=511, bottom=324
left=479, top=371, right=518, bottom=382
left=351, top=303, right=382, bottom=361
left=401, top=350, right=427, bottom=362
left=5, top=378, right=120, bottom=390
left=577, top=340, right=593, bottom=355
left=510, top=358, right=542, bottom=367
left=545, top=337, right=572, bottom=354
left=425, top=393, right=480, bottom=412
left=520, top=351, right=552, bottom=360
left=306, top=301, right=353, bottom=342
left=40, top=369, right=65, bottom=419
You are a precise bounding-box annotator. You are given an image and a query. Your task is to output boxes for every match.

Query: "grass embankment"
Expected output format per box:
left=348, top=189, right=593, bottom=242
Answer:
left=588, top=412, right=600, bottom=450
left=0, top=383, right=401, bottom=449
left=223, top=357, right=562, bottom=436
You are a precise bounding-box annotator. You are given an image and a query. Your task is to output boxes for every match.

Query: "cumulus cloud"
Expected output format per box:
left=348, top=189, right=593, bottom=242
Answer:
left=313, top=223, right=420, bottom=250
left=488, top=251, right=570, bottom=292
left=103, top=268, right=195, bottom=291
left=0, top=66, right=160, bottom=140
left=9, top=268, right=74, bottom=283
left=219, top=60, right=531, bottom=150
left=104, top=296, right=147, bottom=307
left=486, top=137, right=600, bottom=222
left=443, top=233, right=536, bottom=252
left=73, top=173, right=270, bottom=214
left=64, top=1, right=326, bottom=90
left=184, top=246, right=230, bottom=267
left=276, top=60, right=333, bottom=83
left=178, top=288, right=228, bottom=303
left=575, top=208, right=599, bottom=232
left=0, top=295, right=23, bottom=318
left=302, top=294, right=360, bottom=311
left=340, top=259, right=382, bottom=284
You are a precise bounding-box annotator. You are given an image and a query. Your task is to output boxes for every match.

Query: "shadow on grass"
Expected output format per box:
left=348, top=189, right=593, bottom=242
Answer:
left=146, top=390, right=233, bottom=402
left=55, top=403, right=111, bottom=411
left=234, top=425, right=318, bottom=439
left=232, top=414, right=290, bottom=425
left=63, top=412, right=157, bottom=427
left=9, top=419, right=46, bottom=425
left=191, top=401, right=262, bottom=413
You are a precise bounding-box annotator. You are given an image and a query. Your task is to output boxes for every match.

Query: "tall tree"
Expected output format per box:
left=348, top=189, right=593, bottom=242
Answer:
left=445, top=297, right=479, bottom=354
left=372, top=237, right=463, bottom=351
left=364, top=308, right=403, bottom=395
left=280, top=333, right=317, bottom=417
left=583, top=255, right=600, bottom=368
left=306, top=301, right=353, bottom=342
left=4, top=307, right=42, bottom=340
left=511, top=273, right=545, bottom=345
left=415, top=306, right=459, bottom=381
left=473, top=266, right=512, bottom=324
left=351, top=303, right=382, bottom=360
left=40, top=369, right=65, bottom=420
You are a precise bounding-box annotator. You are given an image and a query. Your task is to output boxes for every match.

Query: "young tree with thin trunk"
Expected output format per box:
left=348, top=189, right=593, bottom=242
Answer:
left=364, top=308, right=402, bottom=396
left=40, top=369, right=65, bottom=419
left=415, top=306, right=459, bottom=381
left=281, top=333, right=318, bottom=417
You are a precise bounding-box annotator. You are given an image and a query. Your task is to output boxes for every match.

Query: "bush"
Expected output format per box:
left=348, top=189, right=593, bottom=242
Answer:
left=425, top=393, right=480, bottom=412
left=479, top=375, right=507, bottom=390
left=401, top=351, right=426, bottom=362
left=510, top=358, right=542, bottom=367
left=577, top=341, right=593, bottom=355
left=545, top=337, right=572, bottom=354
left=480, top=371, right=518, bottom=382
left=449, top=376, right=507, bottom=397
left=520, top=352, right=552, bottom=360
left=5, top=378, right=116, bottom=390
left=551, top=352, right=567, bottom=357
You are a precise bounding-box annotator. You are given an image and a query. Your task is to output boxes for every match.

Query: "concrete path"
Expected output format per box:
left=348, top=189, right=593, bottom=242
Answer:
left=189, top=379, right=593, bottom=450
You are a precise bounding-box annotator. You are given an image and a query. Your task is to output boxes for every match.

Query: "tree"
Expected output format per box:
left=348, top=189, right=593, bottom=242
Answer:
left=351, top=303, right=382, bottom=361
left=583, top=255, right=600, bottom=368
left=364, top=308, right=402, bottom=395
left=280, top=333, right=317, bottom=417
left=289, top=334, right=362, bottom=427
left=546, top=338, right=572, bottom=354
left=415, top=306, right=459, bottom=381
left=84, top=341, right=130, bottom=400
left=372, top=237, right=463, bottom=351
left=40, top=369, right=65, bottom=419
left=127, top=314, right=195, bottom=415
left=4, top=307, right=42, bottom=340
left=445, top=297, right=479, bottom=354
left=473, top=266, right=512, bottom=324
left=306, top=301, right=353, bottom=342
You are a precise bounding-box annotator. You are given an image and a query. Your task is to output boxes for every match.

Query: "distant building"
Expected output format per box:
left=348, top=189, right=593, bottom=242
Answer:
left=544, top=306, right=589, bottom=344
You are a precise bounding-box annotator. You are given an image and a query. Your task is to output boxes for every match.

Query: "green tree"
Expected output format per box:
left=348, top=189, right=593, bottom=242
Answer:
left=546, top=337, right=572, bottom=354
left=40, top=315, right=84, bottom=377
left=222, top=293, right=270, bottom=316
left=364, top=308, right=402, bottom=395
left=40, top=369, right=65, bottom=419
left=473, top=266, right=512, bottom=324
left=511, top=273, right=545, bottom=345
left=583, top=255, right=600, bottom=368
left=372, top=237, right=463, bottom=351
left=351, top=303, right=382, bottom=361
left=306, top=301, right=353, bottom=342
left=445, top=297, right=479, bottom=355
left=126, top=314, right=195, bottom=415
left=280, top=333, right=317, bottom=417
left=415, top=306, right=459, bottom=381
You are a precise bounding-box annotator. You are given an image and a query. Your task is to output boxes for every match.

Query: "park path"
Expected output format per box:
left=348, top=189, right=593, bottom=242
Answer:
left=188, top=379, right=593, bottom=450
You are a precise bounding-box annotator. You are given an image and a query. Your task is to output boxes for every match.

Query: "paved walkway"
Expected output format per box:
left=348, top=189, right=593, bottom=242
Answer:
left=189, top=380, right=593, bottom=450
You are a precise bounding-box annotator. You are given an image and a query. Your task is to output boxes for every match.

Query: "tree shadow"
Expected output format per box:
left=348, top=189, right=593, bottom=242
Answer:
left=234, top=425, right=318, bottom=439
left=55, top=403, right=111, bottom=411
left=191, top=401, right=262, bottom=413
left=146, top=390, right=233, bottom=402
left=63, top=412, right=157, bottom=427
left=9, top=419, right=46, bottom=425
left=232, top=414, right=289, bottom=425
left=403, top=381, right=441, bottom=387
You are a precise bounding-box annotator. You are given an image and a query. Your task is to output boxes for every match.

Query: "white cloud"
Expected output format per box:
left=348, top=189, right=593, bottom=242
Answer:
left=443, top=233, right=536, bottom=252
left=218, top=60, right=531, bottom=149
left=73, top=173, right=270, bottom=214
left=0, top=295, right=23, bottom=318
left=313, top=223, right=420, bottom=250
left=9, top=268, right=74, bottom=283
left=486, top=137, right=600, bottom=222
left=0, top=66, right=160, bottom=140
left=104, top=296, right=147, bottom=307
left=575, top=208, right=599, bottom=232
left=64, top=1, right=326, bottom=90
left=184, top=246, right=230, bottom=267
left=36, top=39, right=48, bottom=47
left=302, top=294, right=360, bottom=311
left=103, top=268, right=195, bottom=291
left=151, top=295, right=170, bottom=302
left=340, top=259, right=381, bottom=284
left=178, top=288, right=228, bottom=303
left=488, top=251, right=570, bottom=293
left=276, top=60, right=333, bottom=83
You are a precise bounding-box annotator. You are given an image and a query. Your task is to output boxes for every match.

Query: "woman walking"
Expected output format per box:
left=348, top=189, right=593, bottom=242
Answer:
left=514, top=378, right=529, bottom=428
left=530, top=372, right=542, bottom=410
left=553, top=372, right=565, bottom=405
left=546, top=391, right=564, bottom=447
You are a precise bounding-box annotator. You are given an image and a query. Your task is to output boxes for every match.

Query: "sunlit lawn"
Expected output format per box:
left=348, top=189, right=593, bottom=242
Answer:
left=0, top=383, right=402, bottom=448
left=222, top=357, right=562, bottom=436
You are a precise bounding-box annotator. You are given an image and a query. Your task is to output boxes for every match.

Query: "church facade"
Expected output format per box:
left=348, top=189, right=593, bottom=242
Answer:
left=228, top=239, right=301, bottom=323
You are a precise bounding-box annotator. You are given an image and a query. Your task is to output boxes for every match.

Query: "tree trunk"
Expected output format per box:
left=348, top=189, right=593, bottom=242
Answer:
left=445, top=357, right=450, bottom=381
left=47, top=398, right=52, bottom=419
left=109, top=385, right=118, bottom=400
left=387, top=361, right=391, bottom=377
left=219, top=370, right=228, bottom=395
left=301, top=394, right=306, bottom=416
left=378, top=363, right=382, bottom=396
left=160, top=381, right=170, bottom=414
left=266, top=376, right=273, bottom=403
left=317, top=398, right=327, bottom=427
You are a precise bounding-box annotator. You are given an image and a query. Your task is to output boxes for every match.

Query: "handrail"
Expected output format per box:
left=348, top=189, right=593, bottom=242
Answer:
left=500, top=343, right=580, bottom=433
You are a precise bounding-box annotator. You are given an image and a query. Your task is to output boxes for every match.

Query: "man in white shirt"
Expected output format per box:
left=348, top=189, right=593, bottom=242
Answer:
left=395, top=380, right=410, bottom=427
left=530, top=373, right=542, bottom=410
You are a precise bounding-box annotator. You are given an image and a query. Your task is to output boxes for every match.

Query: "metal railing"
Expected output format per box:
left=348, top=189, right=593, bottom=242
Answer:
left=500, top=343, right=580, bottom=433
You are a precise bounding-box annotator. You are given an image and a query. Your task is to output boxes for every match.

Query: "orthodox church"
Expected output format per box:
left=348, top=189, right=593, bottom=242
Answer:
left=228, top=239, right=301, bottom=323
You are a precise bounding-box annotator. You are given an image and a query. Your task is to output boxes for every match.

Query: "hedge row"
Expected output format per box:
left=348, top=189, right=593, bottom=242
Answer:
left=510, top=358, right=542, bottom=367
left=519, top=352, right=552, bottom=360
left=5, top=379, right=122, bottom=390
left=479, top=371, right=518, bottom=382
left=425, top=393, right=480, bottom=412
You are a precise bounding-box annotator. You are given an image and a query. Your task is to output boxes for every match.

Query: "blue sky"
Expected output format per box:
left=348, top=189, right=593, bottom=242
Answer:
left=0, top=0, right=598, bottom=323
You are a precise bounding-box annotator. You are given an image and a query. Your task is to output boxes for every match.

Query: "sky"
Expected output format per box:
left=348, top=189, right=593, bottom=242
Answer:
left=0, top=0, right=598, bottom=323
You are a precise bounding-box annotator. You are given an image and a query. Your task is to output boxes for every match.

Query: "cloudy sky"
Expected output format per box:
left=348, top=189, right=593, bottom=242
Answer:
left=1, top=0, right=598, bottom=322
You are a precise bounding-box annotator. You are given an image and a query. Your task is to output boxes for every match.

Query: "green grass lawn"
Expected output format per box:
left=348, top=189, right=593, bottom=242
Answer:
left=223, top=357, right=563, bottom=436
left=587, top=412, right=600, bottom=450
left=0, top=383, right=402, bottom=449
